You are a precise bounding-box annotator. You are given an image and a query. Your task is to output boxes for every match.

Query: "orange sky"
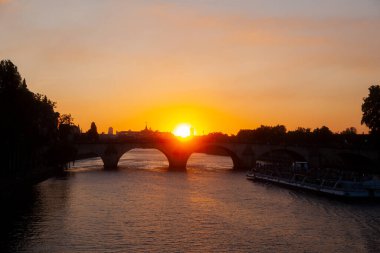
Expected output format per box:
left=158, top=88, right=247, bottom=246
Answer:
left=1, top=1, right=379, bottom=134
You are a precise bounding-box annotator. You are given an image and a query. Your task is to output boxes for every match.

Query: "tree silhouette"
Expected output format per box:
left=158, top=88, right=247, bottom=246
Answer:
left=237, top=125, right=286, bottom=144
left=0, top=60, right=22, bottom=90
left=58, top=114, right=80, bottom=142
left=362, top=85, right=380, bottom=135
left=312, top=126, right=334, bottom=145
left=59, top=114, right=74, bottom=126
left=341, top=127, right=357, bottom=135
left=287, top=127, right=311, bottom=145
left=0, top=59, right=61, bottom=175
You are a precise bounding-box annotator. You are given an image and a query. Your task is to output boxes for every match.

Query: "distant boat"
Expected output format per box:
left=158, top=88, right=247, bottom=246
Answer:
left=247, top=161, right=380, bottom=199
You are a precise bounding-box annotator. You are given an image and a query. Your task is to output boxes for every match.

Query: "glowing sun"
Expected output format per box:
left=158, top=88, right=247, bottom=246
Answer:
left=173, top=123, right=192, bottom=138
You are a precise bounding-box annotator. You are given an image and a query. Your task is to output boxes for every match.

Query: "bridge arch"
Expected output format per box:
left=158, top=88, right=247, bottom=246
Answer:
left=72, top=144, right=117, bottom=169
left=104, top=144, right=176, bottom=170
left=256, top=149, right=306, bottom=166
left=334, top=152, right=377, bottom=172
left=115, top=148, right=171, bottom=169
left=190, top=144, right=244, bottom=170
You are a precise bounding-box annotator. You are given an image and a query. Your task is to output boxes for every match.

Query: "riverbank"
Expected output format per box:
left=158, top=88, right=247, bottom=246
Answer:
left=0, top=165, right=64, bottom=201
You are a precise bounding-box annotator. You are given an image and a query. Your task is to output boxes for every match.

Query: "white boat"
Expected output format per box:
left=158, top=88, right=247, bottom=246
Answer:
left=247, top=161, right=380, bottom=199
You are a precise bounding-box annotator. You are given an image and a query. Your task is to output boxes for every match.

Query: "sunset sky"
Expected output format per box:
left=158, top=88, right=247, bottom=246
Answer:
left=1, top=0, right=379, bottom=134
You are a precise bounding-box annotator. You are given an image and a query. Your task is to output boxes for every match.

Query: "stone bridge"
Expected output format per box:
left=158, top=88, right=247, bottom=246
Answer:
left=75, top=140, right=380, bottom=171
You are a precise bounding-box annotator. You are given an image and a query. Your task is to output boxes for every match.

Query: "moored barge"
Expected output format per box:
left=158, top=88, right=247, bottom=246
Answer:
left=247, top=161, right=380, bottom=199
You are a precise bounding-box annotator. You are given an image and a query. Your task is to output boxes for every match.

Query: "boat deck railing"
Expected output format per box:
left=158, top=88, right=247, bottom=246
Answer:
left=253, top=165, right=373, bottom=191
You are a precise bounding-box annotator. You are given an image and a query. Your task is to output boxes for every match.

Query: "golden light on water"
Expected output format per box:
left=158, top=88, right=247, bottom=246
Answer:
left=173, top=123, right=192, bottom=138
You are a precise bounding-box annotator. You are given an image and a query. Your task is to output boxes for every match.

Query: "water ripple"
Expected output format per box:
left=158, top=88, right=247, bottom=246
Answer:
left=2, top=150, right=380, bottom=252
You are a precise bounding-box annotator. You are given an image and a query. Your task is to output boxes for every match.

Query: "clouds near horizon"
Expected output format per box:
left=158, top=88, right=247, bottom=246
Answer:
left=0, top=1, right=379, bottom=133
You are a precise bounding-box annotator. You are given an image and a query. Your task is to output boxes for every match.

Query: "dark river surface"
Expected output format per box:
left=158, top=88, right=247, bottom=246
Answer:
left=2, top=149, right=380, bottom=252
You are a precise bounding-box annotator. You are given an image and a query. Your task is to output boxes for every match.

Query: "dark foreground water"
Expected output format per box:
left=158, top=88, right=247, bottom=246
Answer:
left=2, top=149, right=380, bottom=252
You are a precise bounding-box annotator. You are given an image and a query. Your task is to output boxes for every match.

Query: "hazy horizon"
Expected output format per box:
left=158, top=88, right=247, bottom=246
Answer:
left=1, top=0, right=379, bottom=134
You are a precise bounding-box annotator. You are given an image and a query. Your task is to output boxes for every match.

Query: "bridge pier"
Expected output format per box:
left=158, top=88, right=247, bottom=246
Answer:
left=236, top=155, right=255, bottom=171
left=101, top=153, right=120, bottom=169
left=233, top=144, right=255, bottom=170
left=167, top=151, right=191, bottom=171
left=168, top=160, right=187, bottom=171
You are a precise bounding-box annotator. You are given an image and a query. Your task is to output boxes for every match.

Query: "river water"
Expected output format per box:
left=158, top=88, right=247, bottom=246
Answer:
left=1, top=149, right=380, bottom=252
